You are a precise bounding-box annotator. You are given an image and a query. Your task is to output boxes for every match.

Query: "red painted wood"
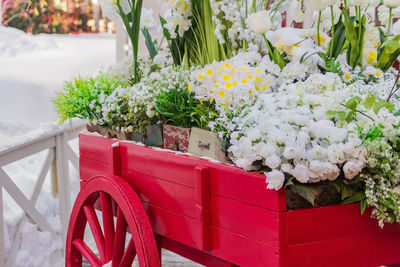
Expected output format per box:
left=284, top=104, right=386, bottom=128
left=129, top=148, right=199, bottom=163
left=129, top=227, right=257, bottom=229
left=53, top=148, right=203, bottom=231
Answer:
left=66, top=175, right=161, bottom=267
left=121, top=168, right=197, bottom=218
left=72, top=239, right=102, bottom=267
left=100, top=192, right=115, bottom=262
left=75, top=134, right=400, bottom=267
left=194, top=166, right=211, bottom=251
left=112, top=208, right=127, bottom=267
left=120, top=239, right=137, bottom=267
left=83, top=205, right=106, bottom=262
left=118, top=142, right=285, bottom=211
left=210, top=193, right=283, bottom=246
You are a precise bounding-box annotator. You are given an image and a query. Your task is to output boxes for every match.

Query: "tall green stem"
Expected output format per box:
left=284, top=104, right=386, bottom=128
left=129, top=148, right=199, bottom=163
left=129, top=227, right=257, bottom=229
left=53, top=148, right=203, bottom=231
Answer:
left=387, top=7, right=393, bottom=40
left=330, top=6, right=335, bottom=58
left=317, top=11, right=322, bottom=46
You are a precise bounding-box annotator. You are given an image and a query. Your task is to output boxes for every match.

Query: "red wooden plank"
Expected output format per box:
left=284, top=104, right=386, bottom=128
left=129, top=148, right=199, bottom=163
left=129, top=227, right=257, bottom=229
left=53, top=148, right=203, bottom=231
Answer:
left=121, top=169, right=197, bottom=218
left=143, top=201, right=204, bottom=251
left=79, top=156, right=111, bottom=182
left=79, top=133, right=116, bottom=164
left=210, top=194, right=284, bottom=246
left=286, top=203, right=400, bottom=245
left=83, top=205, right=106, bottom=262
left=287, top=232, right=400, bottom=267
left=72, top=239, right=102, bottom=267
left=209, top=226, right=281, bottom=267
left=194, top=166, right=211, bottom=251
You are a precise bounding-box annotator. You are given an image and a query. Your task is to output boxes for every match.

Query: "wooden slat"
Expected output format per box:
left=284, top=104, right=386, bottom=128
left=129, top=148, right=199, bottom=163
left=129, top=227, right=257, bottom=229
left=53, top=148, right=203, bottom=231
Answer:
left=0, top=137, right=55, bottom=166
left=79, top=156, right=111, bottom=182
left=66, top=143, right=79, bottom=171
left=121, top=168, right=197, bottom=218
left=112, top=208, right=128, bottom=266
left=0, top=168, right=55, bottom=236
left=83, top=205, right=106, bottom=262
left=194, top=166, right=211, bottom=251
left=210, top=194, right=283, bottom=246
left=286, top=203, right=400, bottom=245
left=79, top=133, right=116, bottom=165
left=209, top=226, right=281, bottom=267
left=30, top=149, right=54, bottom=203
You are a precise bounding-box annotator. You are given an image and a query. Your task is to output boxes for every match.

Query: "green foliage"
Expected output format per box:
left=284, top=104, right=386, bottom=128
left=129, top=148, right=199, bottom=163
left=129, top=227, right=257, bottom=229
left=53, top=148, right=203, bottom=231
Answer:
left=327, top=16, right=346, bottom=60
left=263, top=36, right=287, bottom=69
left=53, top=73, right=124, bottom=124
left=141, top=28, right=158, bottom=59
left=155, top=89, right=197, bottom=128
left=377, top=36, right=400, bottom=71
left=342, top=10, right=366, bottom=68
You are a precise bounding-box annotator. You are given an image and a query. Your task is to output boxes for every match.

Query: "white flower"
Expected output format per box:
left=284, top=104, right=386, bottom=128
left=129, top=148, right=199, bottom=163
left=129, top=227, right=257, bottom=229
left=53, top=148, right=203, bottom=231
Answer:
left=384, top=0, right=400, bottom=8
left=248, top=10, right=272, bottom=35
left=141, top=8, right=156, bottom=30
left=266, top=170, right=285, bottom=190
left=324, top=0, right=340, bottom=6
left=264, top=155, right=282, bottom=169
left=327, top=144, right=345, bottom=164
left=309, top=0, right=330, bottom=11
left=343, top=160, right=364, bottom=180
left=289, top=164, right=309, bottom=183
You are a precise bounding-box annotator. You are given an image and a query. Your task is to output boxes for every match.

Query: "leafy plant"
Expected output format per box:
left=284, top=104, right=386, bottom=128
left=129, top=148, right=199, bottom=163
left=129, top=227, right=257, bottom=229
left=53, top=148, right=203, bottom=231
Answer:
left=154, top=88, right=201, bottom=128
left=53, top=73, right=125, bottom=123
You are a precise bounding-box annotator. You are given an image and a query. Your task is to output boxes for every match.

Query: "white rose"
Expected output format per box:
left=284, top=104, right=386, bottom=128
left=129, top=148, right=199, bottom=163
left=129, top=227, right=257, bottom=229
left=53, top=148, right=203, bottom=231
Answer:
left=309, top=160, right=325, bottom=178
left=290, top=164, right=309, bottom=183
left=349, top=0, right=366, bottom=5
left=326, top=163, right=340, bottom=181
left=327, top=145, right=345, bottom=164
left=266, top=170, right=285, bottom=190
left=248, top=10, right=272, bottom=35
left=281, top=163, right=294, bottom=173
left=384, top=0, right=400, bottom=8
left=265, top=155, right=282, bottom=169
left=260, top=143, right=277, bottom=158
left=343, top=160, right=364, bottom=180
left=283, top=145, right=305, bottom=160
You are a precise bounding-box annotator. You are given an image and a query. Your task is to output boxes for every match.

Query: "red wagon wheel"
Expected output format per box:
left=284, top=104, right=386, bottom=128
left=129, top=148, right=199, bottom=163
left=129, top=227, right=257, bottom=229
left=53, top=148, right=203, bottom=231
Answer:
left=66, top=175, right=161, bottom=267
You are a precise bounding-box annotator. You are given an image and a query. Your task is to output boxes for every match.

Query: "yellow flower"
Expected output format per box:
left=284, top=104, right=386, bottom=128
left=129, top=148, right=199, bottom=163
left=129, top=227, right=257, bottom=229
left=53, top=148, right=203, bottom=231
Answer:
left=198, top=73, right=204, bottom=80
left=367, top=51, right=377, bottom=64
left=314, top=34, right=326, bottom=43
left=241, top=78, right=248, bottom=84
left=255, top=75, right=261, bottom=82
left=225, top=82, right=233, bottom=89
left=214, top=84, right=220, bottom=88
left=255, top=85, right=261, bottom=91
left=207, top=69, right=213, bottom=76
left=248, top=75, right=253, bottom=80
left=249, top=89, right=253, bottom=95
left=233, top=81, right=238, bottom=86
left=277, top=43, right=285, bottom=52
left=225, top=63, right=231, bottom=68
left=344, top=73, right=351, bottom=81
left=210, top=90, right=215, bottom=94
left=376, top=71, right=382, bottom=78
left=188, top=84, right=193, bottom=91
left=223, top=75, right=230, bottom=81
left=256, top=69, right=261, bottom=73
left=219, top=90, right=226, bottom=98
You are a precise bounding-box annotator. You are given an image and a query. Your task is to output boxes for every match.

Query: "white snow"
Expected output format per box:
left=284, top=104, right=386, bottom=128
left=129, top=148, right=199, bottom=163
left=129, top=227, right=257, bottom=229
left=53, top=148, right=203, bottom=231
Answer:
left=0, top=26, right=58, bottom=57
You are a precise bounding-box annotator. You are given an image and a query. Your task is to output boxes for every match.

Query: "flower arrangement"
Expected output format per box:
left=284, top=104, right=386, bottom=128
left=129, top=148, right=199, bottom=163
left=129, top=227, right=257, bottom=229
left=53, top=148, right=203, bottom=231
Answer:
left=55, top=0, right=400, bottom=227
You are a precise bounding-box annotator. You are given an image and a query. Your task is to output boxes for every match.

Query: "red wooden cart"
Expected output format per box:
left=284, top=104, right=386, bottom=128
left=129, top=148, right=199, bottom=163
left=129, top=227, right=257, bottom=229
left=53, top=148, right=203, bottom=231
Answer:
left=66, top=133, right=400, bottom=267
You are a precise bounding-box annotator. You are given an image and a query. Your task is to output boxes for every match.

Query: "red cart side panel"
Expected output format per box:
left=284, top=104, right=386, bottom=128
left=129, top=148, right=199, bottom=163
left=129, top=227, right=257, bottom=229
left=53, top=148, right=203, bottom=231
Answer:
left=119, top=142, right=285, bottom=211
left=285, top=204, right=400, bottom=267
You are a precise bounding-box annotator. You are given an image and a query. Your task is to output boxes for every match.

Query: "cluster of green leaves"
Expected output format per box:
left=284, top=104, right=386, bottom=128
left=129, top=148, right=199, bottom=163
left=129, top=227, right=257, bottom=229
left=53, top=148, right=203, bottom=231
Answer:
left=53, top=73, right=125, bottom=124
left=377, top=36, right=400, bottom=71
left=154, top=88, right=216, bottom=129
left=327, top=95, right=395, bottom=124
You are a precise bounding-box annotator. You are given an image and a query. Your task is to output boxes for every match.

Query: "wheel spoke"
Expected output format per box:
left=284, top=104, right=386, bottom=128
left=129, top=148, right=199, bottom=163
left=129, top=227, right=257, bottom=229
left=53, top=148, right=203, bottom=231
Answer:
left=101, top=192, right=115, bottom=262
left=119, top=238, right=137, bottom=267
left=72, top=239, right=102, bottom=267
left=112, top=207, right=127, bottom=267
left=83, top=205, right=106, bottom=263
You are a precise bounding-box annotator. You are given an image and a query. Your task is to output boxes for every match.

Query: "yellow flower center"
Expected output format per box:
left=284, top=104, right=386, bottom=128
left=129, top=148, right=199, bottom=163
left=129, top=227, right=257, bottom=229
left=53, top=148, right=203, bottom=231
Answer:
left=241, top=78, right=248, bottom=84
left=219, top=90, right=226, bottom=98
left=314, top=34, right=326, bottom=43
left=188, top=84, right=192, bottom=91
left=255, top=75, right=261, bottom=82
left=344, top=73, right=351, bottom=80
left=376, top=71, right=382, bottom=77
left=249, top=90, right=253, bottom=95
left=198, top=73, right=204, bottom=80
left=225, top=82, right=233, bottom=89
left=223, top=75, right=230, bottom=81
left=207, top=69, right=213, bottom=76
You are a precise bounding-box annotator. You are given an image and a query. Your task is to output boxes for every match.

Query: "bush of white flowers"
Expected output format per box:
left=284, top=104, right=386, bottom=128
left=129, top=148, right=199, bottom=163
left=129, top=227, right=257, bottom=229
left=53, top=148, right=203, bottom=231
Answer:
left=55, top=0, right=400, bottom=227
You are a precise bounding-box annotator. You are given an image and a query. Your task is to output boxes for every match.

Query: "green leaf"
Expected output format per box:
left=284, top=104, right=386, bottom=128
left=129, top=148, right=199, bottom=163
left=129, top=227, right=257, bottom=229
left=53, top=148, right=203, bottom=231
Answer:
left=342, top=10, right=361, bottom=68
left=327, top=17, right=346, bottom=59
left=363, top=95, right=376, bottom=109
left=346, top=96, right=362, bottom=110
left=377, top=37, right=400, bottom=71
left=346, top=111, right=356, bottom=122
left=290, top=184, right=319, bottom=206
left=366, top=127, right=382, bottom=140
left=360, top=199, right=368, bottom=214
left=159, top=16, right=172, bottom=41
left=341, top=191, right=365, bottom=204
left=141, top=28, right=158, bottom=59
left=373, top=100, right=395, bottom=114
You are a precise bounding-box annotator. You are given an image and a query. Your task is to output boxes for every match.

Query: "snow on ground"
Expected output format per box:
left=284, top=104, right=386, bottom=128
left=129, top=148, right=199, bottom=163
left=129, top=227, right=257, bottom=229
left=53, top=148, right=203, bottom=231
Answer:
left=0, top=26, right=57, bottom=57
